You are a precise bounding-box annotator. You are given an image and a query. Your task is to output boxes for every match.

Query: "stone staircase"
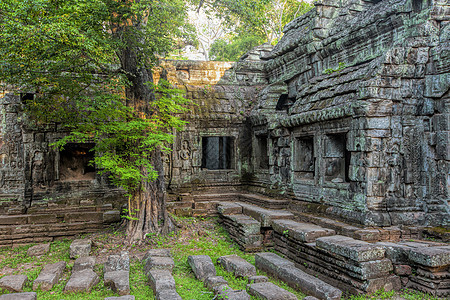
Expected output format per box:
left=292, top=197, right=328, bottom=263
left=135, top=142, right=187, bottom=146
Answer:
left=217, top=201, right=450, bottom=297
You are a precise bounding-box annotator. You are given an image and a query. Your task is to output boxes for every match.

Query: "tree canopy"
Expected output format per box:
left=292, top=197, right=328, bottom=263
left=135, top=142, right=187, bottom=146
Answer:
left=0, top=0, right=194, bottom=240
left=193, top=0, right=313, bottom=61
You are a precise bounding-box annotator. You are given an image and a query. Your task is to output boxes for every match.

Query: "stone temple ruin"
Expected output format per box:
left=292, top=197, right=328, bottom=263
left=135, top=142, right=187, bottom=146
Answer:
left=0, top=0, right=449, bottom=297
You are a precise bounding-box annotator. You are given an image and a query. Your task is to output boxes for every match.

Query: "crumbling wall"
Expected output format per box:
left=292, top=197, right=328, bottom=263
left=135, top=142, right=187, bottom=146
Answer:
left=154, top=46, right=271, bottom=200
left=249, top=0, right=450, bottom=227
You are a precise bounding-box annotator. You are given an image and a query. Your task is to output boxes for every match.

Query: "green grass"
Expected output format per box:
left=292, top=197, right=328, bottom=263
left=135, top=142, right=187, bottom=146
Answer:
left=0, top=217, right=447, bottom=300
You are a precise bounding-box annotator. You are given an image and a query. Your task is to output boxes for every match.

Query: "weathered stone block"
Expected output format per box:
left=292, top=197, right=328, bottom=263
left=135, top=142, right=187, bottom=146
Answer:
left=408, top=246, right=450, bottom=268
left=218, top=202, right=242, bottom=215
left=33, top=261, right=66, bottom=291
left=187, top=255, right=216, bottom=281
left=316, top=235, right=385, bottom=262
left=394, top=264, right=412, bottom=276
left=104, top=296, right=135, bottom=300
left=272, top=219, right=335, bottom=243
left=217, top=287, right=251, bottom=300
left=248, top=282, right=297, bottom=300
left=105, top=251, right=130, bottom=272
left=0, top=275, right=28, bottom=292
left=27, top=243, right=50, bottom=257
left=255, top=252, right=342, bottom=300
left=155, top=289, right=182, bottom=300
left=69, top=239, right=92, bottom=259
left=248, top=275, right=268, bottom=284
left=204, top=276, right=228, bottom=290
left=0, top=292, right=37, bottom=300
left=104, top=270, right=130, bottom=296
left=217, top=255, right=256, bottom=277
left=73, top=256, right=96, bottom=272
left=147, top=269, right=176, bottom=292
left=103, top=211, right=121, bottom=223
left=144, top=256, right=174, bottom=274
left=64, top=269, right=99, bottom=292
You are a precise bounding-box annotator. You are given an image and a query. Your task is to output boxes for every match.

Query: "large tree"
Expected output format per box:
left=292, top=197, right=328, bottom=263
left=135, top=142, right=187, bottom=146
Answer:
left=198, top=0, right=313, bottom=61
left=0, top=0, right=192, bottom=242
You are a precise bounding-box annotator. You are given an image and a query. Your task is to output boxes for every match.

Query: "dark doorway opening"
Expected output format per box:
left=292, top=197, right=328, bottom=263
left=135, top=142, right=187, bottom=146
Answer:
left=202, top=136, right=234, bottom=170
left=59, top=143, right=96, bottom=181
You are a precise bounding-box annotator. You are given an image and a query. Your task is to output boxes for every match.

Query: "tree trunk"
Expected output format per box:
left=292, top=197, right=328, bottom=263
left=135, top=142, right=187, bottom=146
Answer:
left=120, top=46, right=175, bottom=243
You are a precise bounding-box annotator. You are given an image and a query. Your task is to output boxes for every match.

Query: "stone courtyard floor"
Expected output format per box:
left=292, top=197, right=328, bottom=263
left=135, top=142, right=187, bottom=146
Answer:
left=0, top=216, right=445, bottom=300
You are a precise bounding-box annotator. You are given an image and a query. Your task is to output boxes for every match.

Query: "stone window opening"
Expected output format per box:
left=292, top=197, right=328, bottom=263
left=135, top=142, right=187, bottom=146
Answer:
left=20, top=93, right=34, bottom=102
left=276, top=94, right=295, bottom=111
left=324, top=133, right=350, bottom=183
left=256, top=135, right=269, bottom=169
left=59, top=143, right=96, bottom=181
left=293, top=137, right=315, bottom=179
left=201, top=136, right=234, bottom=170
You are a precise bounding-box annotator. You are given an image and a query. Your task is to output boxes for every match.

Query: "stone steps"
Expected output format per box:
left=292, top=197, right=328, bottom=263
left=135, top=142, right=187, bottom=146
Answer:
left=220, top=213, right=263, bottom=252
left=271, top=219, right=335, bottom=243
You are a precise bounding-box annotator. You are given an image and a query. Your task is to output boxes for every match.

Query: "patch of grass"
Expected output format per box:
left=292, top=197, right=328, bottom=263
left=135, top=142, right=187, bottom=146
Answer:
left=0, top=217, right=447, bottom=300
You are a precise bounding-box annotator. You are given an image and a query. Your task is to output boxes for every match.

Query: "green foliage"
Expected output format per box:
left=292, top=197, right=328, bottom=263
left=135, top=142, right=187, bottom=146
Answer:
left=0, top=0, right=192, bottom=196
left=195, top=0, right=314, bottom=60
left=210, top=34, right=262, bottom=61
left=323, top=62, right=347, bottom=75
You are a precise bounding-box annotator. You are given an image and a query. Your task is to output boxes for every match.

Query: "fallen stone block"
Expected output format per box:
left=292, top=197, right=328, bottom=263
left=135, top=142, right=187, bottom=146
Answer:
left=147, top=269, right=176, bottom=292
left=272, top=219, right=335, bottom=242
left=27, top=243, right=50, bottom=257
left=408, top=246, right=450, bottom=268
left=303, top=297, right=319, bottom=300
left=0, top=275, right=28, bottom=292
left=64, top=269, right=99, bottom=292
left=144, top=256, right=174, bottom=274
left=105, top=252, right=130, bottom=272
left=248, top=275, right=268, bottom=283
left=217, top=254, right=256, bottom=277
left=0, top=292, right=37, bottom=300
left=316, top=235, right=385, bottom=262
left=104, top=270, right=130, bottom=296
left=142, top=249, right=171, bottom=260
left=104, top=296, right=135, bottom=300
left=217, top=287, right=251, bottom=300
left=248, top=282, right=297, bottom=300
left=69, top=239, right=92, bottom=259
left=73, top=256, right=96, bottom=272
left=33, top=261, right=66, bottom=291
left=187, top=255, right=216, bottom=281
left=255, top=252, right=342, bottom=300
left=204, top=276, right=228, bottom=290
left=156, top=289, right=182, bottom=300
left=254, top=252, right=294, bottom=274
